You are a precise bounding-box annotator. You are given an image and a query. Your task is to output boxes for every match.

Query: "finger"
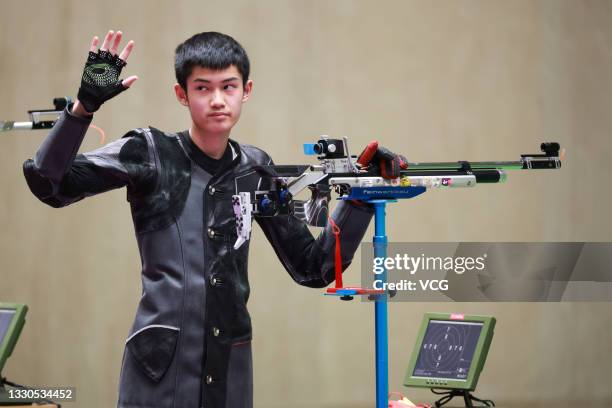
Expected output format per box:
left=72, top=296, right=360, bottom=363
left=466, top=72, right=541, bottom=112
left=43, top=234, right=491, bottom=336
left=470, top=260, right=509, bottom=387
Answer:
left=110, top=31, right=122, bottom=55
left=376, top=146, right=396, bottom=161
left=100, top=30, right=114, bottom=51
left=89, top=36, right=99, bottom=53
left=122, top=75, right=139, bottom=88
left=118, top=40, right=135, bottom=61
left=357, top=140, right=379, bottom=167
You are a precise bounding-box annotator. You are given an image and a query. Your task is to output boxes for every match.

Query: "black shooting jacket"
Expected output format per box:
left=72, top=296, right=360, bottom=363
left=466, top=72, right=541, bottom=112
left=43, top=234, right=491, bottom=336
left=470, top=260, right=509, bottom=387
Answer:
left=22, top=107, right=373, bottom=408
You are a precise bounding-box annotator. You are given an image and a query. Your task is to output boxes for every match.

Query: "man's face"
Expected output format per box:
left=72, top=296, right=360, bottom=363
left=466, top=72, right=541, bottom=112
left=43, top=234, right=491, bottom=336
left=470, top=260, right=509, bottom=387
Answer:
left=174, top=65, right=252, bottom=136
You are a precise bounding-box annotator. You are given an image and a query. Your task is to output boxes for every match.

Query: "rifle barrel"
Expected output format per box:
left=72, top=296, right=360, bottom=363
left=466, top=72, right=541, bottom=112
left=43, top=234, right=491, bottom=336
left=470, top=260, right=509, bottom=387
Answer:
left=405, top=157, right=560, bottom=171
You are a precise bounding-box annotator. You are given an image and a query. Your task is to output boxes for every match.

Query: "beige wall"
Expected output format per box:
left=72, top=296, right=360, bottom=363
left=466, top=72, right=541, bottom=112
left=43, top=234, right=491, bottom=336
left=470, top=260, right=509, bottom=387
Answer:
left=1, top=0, right=612, bottom=407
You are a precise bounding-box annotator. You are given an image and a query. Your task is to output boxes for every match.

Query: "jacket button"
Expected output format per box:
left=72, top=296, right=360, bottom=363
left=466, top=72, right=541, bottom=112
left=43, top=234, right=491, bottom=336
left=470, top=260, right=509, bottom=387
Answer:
left=208, top=186, right=216, bottom=195
left=212, top=327, right=220, bottom=337
left=210, top=276, right=218, bottom=286
left=207, top=228, right=215, bottom=238
left=206, top=375, right=213, bottom=384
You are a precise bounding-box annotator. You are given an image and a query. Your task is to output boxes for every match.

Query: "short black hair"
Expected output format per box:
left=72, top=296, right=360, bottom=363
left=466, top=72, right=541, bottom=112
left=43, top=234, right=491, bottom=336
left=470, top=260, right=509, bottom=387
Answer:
left=174, top=32, right=250, bottom=91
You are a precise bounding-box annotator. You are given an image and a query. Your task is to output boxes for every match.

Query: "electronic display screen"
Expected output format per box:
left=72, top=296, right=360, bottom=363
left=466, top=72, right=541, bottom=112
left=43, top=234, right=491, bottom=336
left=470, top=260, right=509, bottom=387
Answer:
left=0, top=309, right=16, bottom=346
left=412, top=319, right=483, bottom=381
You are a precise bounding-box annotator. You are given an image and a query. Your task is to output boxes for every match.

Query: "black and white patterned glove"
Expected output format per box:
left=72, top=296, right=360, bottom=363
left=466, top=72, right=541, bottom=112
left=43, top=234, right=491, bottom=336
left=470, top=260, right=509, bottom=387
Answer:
left=77, top=49, right=128, bottom=113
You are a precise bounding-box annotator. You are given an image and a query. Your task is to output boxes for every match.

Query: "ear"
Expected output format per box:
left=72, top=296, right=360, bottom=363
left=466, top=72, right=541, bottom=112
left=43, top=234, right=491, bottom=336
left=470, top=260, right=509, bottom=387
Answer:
left=174, top=83, right=189, bottom=106
left=242, top=79, right=253, bottom=103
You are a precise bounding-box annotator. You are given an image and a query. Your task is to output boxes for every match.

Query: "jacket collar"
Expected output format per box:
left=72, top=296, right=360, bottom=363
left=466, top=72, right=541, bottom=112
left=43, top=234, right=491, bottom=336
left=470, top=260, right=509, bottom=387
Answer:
left=178, top=130, right=242, bottom=175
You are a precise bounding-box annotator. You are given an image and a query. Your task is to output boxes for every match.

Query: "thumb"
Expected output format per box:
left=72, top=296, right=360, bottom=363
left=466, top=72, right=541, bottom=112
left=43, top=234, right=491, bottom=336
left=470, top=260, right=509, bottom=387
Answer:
left=122, top=75, right=139, bottom=88
left=357, top=140, right=379, bottom=167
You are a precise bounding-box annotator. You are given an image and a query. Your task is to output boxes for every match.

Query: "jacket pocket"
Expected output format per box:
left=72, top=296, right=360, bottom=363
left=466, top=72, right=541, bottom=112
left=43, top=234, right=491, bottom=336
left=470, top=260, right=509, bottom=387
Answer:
left=125, top=324, right=179, bottom=382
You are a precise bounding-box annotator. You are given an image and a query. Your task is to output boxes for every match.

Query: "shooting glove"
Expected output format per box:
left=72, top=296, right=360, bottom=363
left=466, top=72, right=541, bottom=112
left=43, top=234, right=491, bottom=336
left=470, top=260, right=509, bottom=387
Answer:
left=77, top=49, right=128, bottom=113
left=357, top=140, right=408, bottom=179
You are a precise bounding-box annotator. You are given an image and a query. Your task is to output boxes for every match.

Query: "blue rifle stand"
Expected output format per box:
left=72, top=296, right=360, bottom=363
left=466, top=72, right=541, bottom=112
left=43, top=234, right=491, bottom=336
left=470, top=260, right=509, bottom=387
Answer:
left=327, top=186, right=426, bottom=408
left=371, top=199, right=394, bottom=408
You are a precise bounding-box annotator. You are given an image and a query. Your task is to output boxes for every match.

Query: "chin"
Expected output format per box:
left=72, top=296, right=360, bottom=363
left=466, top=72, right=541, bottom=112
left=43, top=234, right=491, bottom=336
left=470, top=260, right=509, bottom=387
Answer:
left=204, top=124, right=233, bottom=134
left=195, top=118, right=232, bottom=132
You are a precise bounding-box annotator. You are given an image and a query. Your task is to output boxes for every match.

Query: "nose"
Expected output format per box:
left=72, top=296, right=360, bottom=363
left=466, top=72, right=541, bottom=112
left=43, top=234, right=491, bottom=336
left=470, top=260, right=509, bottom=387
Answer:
left=210, top=89, right=225, bottom=109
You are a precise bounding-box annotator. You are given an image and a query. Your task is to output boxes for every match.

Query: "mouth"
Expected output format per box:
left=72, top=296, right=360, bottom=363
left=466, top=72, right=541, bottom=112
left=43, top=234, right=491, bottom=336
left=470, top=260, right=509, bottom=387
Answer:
left=208, top=112, right=229, bottom=117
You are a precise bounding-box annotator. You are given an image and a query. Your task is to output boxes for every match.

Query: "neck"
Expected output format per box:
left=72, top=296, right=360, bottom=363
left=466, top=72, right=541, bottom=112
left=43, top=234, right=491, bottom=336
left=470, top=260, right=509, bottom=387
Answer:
left=188, top=125, right=229, bottom=160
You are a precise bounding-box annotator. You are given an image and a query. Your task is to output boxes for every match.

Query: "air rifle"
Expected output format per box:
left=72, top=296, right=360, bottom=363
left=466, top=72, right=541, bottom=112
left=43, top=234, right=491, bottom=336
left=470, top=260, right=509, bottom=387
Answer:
left=232, top=136, right=563, bottom=249
left=1, top=97, right=72, bottom=132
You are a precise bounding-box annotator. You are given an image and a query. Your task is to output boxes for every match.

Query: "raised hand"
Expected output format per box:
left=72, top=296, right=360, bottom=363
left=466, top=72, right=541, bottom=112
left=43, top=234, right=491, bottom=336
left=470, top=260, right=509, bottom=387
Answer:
left=75, top=30, right=138, bottom=114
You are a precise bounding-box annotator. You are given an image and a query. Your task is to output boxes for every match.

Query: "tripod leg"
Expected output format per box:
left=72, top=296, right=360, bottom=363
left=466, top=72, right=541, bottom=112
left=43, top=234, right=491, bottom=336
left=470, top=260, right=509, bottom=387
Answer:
left=463, top=390, right=474, bottom=408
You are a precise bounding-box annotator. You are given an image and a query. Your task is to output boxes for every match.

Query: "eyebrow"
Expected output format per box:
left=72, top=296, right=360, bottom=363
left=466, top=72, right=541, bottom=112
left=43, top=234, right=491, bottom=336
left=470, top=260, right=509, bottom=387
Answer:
left=192, top=77, right=240, bottom=84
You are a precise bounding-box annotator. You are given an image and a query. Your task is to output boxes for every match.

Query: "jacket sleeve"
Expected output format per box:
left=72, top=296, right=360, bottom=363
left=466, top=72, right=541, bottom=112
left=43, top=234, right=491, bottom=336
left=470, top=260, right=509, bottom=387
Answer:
left=23, top=106, right=155, bottom=208
left=255, top=155, right=374, bottom=288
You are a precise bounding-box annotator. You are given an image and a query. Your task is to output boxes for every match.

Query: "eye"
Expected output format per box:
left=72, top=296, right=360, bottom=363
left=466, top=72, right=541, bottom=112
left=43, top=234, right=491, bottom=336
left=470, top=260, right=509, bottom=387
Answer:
left=224, top=84, right=238, bottom=90
left=195, top=85, right=208, bottom=91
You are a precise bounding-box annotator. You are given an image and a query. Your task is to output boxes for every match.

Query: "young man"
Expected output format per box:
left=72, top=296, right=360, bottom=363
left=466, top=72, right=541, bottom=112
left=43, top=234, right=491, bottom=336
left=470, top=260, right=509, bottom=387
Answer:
left=23, top=31, right=399, bottom=408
